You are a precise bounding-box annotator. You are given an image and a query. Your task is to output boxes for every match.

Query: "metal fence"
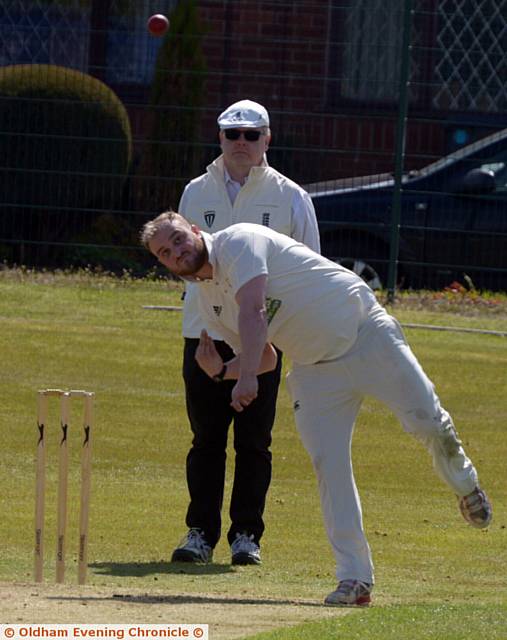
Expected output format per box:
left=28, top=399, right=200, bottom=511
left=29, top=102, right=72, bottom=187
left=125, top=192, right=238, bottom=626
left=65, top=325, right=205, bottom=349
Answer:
left=1, top=0, right=506, bottom=291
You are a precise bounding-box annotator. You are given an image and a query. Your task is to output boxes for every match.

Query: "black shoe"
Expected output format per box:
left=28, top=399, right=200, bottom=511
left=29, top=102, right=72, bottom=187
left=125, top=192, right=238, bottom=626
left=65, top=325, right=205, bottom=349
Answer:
left=231, top=532, right=261, bottom=565
left=171, top=528, right=213, bottom=563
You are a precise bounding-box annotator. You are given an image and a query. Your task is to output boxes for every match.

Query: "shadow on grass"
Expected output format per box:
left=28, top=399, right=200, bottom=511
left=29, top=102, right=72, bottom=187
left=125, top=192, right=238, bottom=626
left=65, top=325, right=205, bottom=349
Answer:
left=89, top=561, right=234, bottom=577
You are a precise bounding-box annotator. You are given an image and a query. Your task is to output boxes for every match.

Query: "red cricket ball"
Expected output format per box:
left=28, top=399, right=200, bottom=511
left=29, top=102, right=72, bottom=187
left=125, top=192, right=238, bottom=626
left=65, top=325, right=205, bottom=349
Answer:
left=147, top=14, right=169, bottom=37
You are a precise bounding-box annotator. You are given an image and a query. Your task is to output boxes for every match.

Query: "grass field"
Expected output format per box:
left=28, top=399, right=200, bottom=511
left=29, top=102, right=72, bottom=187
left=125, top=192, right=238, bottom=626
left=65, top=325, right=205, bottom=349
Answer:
left=1, top=268, right=506, bottom=638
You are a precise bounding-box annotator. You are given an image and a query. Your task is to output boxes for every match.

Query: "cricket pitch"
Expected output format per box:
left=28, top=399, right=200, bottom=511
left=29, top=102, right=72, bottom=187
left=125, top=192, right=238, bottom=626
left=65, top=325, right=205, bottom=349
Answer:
left=0, top=581, right=347, bottom=639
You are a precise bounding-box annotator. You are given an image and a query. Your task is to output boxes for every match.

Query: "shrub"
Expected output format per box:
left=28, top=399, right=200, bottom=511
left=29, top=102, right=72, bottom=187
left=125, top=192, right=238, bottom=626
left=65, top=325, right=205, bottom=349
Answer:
left=0, top=64, right=132, bottom=264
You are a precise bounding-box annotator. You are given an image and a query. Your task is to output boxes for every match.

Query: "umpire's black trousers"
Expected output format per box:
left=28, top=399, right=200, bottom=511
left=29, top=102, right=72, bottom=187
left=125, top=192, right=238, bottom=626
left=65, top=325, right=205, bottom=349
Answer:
left=182, top=338, right=282, bottom=548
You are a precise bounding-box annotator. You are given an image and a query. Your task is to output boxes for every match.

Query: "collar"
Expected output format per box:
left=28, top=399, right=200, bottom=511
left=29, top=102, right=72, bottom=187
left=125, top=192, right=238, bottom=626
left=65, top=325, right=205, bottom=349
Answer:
left=207, top=154, right=270, bottom=183
left=224, top=166, right=240, bottom=186
left=201, top=231, right=214, bottom=271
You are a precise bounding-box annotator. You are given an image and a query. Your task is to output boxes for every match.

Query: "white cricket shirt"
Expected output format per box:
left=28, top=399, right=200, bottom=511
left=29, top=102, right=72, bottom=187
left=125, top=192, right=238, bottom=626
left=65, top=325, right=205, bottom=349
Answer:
left=197, top=224, right=380, bottom=365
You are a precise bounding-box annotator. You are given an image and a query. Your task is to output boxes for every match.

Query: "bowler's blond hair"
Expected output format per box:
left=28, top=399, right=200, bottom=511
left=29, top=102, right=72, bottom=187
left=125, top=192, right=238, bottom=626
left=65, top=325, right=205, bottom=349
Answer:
left=140, top=211, right=191, bottom=249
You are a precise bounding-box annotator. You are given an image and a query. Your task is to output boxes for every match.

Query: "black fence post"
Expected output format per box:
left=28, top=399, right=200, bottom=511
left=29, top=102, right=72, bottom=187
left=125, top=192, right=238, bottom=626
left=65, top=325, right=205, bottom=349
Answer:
left=387, top=0, right=414, bottom=302
left=88, top=0, right=112, bottom=81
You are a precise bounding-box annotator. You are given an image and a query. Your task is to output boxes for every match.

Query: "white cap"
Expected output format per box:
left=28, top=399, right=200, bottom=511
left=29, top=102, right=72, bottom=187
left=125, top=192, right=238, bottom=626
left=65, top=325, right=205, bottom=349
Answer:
left=217, top=99, right=270, bottom=130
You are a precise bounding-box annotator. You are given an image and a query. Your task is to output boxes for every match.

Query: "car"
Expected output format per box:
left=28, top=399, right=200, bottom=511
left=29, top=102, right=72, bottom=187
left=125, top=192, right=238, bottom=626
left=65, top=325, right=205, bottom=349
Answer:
left=306, top=127, right=507, bottom=291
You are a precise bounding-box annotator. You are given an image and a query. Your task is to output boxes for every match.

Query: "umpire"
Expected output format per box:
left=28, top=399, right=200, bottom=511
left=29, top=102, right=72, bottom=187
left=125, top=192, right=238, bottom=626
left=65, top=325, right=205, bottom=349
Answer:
left=171, top=99, right=320, bottom=564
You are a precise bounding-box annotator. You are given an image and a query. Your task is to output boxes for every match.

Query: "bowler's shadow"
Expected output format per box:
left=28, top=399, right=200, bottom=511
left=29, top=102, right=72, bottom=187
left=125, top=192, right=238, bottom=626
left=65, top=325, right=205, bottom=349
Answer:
left=90, top=560, right=234, bottom=577
left=48, top=592, right=323, bottom=608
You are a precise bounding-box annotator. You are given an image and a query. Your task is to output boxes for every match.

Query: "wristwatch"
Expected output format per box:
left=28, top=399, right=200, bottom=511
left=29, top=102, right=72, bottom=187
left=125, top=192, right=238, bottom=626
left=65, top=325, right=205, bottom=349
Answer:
left=212, top=363, right=227, bottom=383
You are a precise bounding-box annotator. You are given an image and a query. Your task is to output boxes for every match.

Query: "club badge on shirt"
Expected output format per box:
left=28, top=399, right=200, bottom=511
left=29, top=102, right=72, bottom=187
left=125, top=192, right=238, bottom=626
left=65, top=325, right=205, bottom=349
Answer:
left=204, top=211, right=216, bottom=228
left=265, top=297, right=281, bottom=324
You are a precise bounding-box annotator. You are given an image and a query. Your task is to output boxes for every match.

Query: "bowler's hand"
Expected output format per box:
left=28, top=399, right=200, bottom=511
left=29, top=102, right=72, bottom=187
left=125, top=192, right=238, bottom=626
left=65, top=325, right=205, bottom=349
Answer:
left=231, top=374, right=258, bottom=412
left=195, top=329, right=223, bottom=378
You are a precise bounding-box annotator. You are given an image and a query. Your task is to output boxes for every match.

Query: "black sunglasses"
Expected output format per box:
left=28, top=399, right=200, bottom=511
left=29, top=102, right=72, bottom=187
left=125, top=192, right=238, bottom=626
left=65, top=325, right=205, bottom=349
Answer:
left=224, top=129, right=263, bottom=141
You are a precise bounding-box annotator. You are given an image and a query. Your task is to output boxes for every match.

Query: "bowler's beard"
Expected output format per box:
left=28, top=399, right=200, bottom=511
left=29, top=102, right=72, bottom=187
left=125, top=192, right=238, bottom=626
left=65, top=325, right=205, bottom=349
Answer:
left=175, top=235, right=207, bottom=277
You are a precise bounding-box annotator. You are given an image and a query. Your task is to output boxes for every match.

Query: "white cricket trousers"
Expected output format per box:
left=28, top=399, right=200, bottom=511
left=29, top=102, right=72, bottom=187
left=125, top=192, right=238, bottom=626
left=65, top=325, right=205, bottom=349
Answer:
left=286, top=308, right=478, bottom=585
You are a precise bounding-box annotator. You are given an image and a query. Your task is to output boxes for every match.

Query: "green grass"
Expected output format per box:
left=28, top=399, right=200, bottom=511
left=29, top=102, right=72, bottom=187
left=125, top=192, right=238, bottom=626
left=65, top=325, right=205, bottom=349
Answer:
left=243, top=604, right=507, bottom=639
left=1, top=268, right=506, bottom=637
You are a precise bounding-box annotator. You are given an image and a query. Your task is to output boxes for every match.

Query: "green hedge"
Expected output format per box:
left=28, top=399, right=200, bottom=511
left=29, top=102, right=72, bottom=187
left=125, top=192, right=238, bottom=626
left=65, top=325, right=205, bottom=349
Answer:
left=0, top=64, right=132, bottom=210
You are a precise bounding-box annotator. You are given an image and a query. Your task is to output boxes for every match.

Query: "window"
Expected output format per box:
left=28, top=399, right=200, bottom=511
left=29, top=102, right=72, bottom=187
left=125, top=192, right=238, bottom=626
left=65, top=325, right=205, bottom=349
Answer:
left=432, top=0, right=507, bottom=113
left=326, top=0, right=408, bottom=107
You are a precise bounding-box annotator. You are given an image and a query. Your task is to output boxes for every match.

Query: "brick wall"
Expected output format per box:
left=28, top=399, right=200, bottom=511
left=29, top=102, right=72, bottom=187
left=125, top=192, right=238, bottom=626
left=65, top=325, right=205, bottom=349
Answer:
left=193, top=1, right=444, bottom=183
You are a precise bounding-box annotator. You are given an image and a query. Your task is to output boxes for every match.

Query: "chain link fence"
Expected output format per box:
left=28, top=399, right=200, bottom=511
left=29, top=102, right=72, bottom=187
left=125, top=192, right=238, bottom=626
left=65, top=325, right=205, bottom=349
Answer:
left=1, top=0, right=506, bottom=290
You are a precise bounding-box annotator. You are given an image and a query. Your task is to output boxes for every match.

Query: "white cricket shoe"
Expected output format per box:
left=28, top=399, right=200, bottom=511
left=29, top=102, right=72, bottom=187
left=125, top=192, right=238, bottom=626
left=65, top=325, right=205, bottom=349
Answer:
left=459, top=487, right=492, bottom=529
left=324, top=580, right=372, bottom=607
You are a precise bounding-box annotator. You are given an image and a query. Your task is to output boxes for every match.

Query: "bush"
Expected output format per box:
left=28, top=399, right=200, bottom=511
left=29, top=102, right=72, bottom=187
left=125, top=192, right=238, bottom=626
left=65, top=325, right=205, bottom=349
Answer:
left=68, top=212, right=150, bottom=274
left=0, top=64, right=132, bottom=264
